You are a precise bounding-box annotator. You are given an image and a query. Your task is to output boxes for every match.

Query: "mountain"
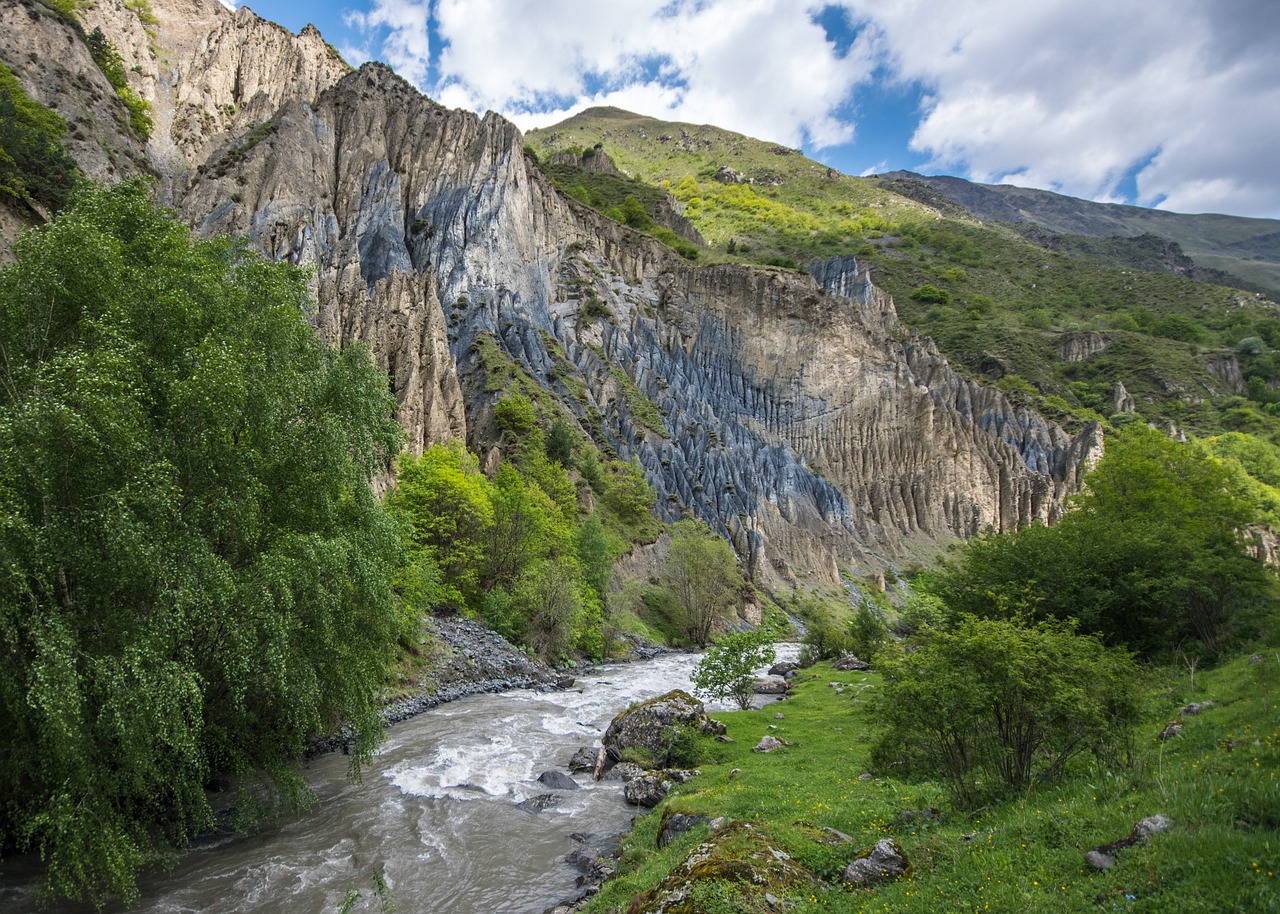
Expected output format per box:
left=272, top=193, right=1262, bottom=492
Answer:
left=878, top=170, right=1280, bottom=297
left=0, top=0, right=1123, bottom=590
left=529, top=108, right=1280, bottom=452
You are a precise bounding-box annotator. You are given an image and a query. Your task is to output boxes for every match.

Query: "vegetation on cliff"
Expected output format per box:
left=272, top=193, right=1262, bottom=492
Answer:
left=0, top=183, right=406, bottom=905
left=0, top=62, right=79, bottom=213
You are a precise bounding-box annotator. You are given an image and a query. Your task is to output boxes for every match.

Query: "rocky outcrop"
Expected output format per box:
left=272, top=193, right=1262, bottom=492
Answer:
left=841, top=838, right=910, bottom=887
left=3, top=3, right=1105, bottom=583
left=1055, top=331, right=1111, bottom=361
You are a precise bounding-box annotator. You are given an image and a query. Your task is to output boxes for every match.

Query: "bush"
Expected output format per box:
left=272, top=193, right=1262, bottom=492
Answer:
left=691, top=629, right=776, bottom=710
left=910, top=284, right=951, bottom=305
left=872, top=617, right=1142, bottom=807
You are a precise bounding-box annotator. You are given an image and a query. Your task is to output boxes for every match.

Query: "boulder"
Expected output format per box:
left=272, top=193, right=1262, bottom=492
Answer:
left=768, top=661, right=798, bottom=676
left=517, top=793, right=562, bottom=813
left=624, top=775, right=670, bottom=808
left=1133, top=814, right=1173, bottom=840
left=657, top=812, right=712, bottom=847
left=537, top=770, right=580, bottom=791
left=568, top=747, right=599, bottom=772
left=752, top=679, right=788, bottom=694
left=841, top=838, right=910, bottom=887
left=628, top=822, right=819, bottom=913
left=1178, top=702, right=1213, bottom=717
left=602, top=690, right=725, bottom=767
left=603, top=761, right=648, bottom=783
left=832, top=655, right=871, bottom=672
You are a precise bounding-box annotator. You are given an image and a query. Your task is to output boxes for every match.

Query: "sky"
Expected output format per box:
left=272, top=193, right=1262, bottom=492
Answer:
left=225, top=0, right=1280, bottom=220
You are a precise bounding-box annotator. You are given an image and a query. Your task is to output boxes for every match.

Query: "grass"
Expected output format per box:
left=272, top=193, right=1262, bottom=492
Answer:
left=582, top=644, right=1280, bottom=913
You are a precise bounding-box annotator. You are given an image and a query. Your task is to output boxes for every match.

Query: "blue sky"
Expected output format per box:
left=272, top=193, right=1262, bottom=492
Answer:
left=229, top=0, right=1280, bottom=220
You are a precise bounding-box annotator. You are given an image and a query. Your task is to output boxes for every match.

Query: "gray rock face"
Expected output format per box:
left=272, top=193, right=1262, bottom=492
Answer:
left=841, top=838, right=909, bottom=887
left=603, top=690, right=724, bottom=766
left=6, top=2, right=1105, bottom=583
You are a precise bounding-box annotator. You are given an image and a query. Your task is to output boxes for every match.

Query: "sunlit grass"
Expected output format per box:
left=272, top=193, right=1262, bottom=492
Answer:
left=581, top=645, right=1280, bottom=913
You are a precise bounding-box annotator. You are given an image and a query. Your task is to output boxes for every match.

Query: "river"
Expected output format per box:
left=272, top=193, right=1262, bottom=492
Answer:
left=0, top=646, right=795, bottom=914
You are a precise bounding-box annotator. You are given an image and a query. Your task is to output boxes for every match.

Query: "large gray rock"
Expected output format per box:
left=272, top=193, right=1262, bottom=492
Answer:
left=537, top=770, right=580, bottom=791
left=833, top=655, right=871, bottom=672
left=841, top=838, right=910, bottom=887
left=623, top=775, right=670, bottom=808
left=602, top=690, right=724, bottom=767
left=752, top=679, right=788, bottom=694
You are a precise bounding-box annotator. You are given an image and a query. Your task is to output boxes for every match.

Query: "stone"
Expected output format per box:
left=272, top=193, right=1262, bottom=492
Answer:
left=567, top=747, right=599, bottom=772
left=753, top=736, right=788, bottom=753
left=768, top=661, right=798, bottom=677
left=833, top=655, right=871, bottom=672
left=623, top=775, right=670, bottom=808
left=537, top=770, right=580, bottom=791
left=657, top=812, right=712, bottom=847
left=753, top=679, right=788, bottom=694
left=841, top=838, right=910, bottom=887
left=628, top=822, right=820, bottom=914
left=603, top=762, right=648, bottom=783
left=517, top=793, right=562, bottom=813
left=602, top=690, right=725, bottom=767
left=774, top=712, right=785, bottom=719
left=1085, top=850, right=1116, bottom=870
left=1133, top=814, right=1173, bottom=840
left=1178, top=702, right=1213, bottom=717
left=1250, top=653, right=1264, bottom=663
left=1159, top=722, right=1183, bottom=741
left=10, top=0, right=1104, bottom=591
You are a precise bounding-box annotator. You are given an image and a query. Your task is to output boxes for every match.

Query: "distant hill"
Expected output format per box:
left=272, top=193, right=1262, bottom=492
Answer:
left=878, top=171, right=1280, bottom=296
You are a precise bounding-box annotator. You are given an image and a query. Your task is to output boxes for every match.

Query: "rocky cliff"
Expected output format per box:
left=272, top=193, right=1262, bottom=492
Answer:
left=0, top=0, right=1103, bottom=586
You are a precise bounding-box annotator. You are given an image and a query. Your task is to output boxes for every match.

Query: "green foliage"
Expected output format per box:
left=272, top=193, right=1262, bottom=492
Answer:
left=691, top=629, right=776, bottom=710
left=872, top=617, right=1142, bottom=807
left=545, top=416, right=575, bottom=465
left=847, top=603, right=889, bottom=662
left=387, top=443, right=493, bottom=608
left=661, top=520, right=742, bottom=646
left=85, top=28, right=152, bottom=139
left=930, top=426, right=1273, bottom=657
left=0, top=63, right=80, bottom=212
left=0, top=182, right=404, bottom=905
left=910, top=283, right=951, bottom=305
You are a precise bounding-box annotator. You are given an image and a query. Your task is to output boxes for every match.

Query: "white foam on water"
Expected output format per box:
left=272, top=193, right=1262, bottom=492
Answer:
left=388, top=731, right=536, bottom=800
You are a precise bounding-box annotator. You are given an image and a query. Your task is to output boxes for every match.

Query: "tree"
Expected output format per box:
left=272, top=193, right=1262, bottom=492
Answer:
left=662, top=520, right=742, bottom=646
left=930, top=426, right=1271, bottom=656
left=691, top=629, right=776, bottom=710
left=871, top=618, right=1141, bottom=807
left=0, top=182, right=404, bottom=905
left=387, top=443, right=494, bottom=608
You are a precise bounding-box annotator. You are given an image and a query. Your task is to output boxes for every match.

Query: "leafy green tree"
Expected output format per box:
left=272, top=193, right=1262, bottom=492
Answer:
left=574, top=513, right=617, bottom=598
left=387, top=443, right=493, bottom=608
left=545, top=416, right=575, bottom=466
left=931, top=426, right=1271, bottom=656
left=0, top=63, right=80, bottom=212
left=847, top=603, right=889, bottom=662
left=872, top=618, right=1142, bottom=807
left=691, top=629, right=776, bottom=710
left=0, top=182, right=404, bottom=905
left=662, top=520, right=742, bottom=646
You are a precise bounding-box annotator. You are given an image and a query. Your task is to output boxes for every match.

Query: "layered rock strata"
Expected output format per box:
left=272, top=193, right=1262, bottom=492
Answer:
left=2, top=0, right=1103, bottom=584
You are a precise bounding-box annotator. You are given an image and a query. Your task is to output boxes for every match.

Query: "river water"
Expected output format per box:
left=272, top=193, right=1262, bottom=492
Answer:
left=1, top=647, right=794, bottom=914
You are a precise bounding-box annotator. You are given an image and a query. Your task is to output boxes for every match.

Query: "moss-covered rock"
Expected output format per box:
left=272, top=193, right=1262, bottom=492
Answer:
left=603, top=689, right=725, bottom=768
left=626, top=821, right=820, bottom=914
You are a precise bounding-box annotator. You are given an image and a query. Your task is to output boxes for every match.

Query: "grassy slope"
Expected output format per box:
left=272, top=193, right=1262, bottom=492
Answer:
left=528, top=109, right=1280, bottom=446
left=584, top=648, right=1280, bottom=914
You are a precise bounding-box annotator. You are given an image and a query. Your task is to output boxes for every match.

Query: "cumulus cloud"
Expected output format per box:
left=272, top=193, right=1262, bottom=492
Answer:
left=349, top=0, right=872, bottom=151
left=344, top=0, right=433, bottom=85
left=839, top=0, right=1280, bottom=216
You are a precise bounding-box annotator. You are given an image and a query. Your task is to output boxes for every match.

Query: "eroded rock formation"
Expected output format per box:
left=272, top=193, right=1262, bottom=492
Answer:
left=1, top=0, right=1104, bottom=584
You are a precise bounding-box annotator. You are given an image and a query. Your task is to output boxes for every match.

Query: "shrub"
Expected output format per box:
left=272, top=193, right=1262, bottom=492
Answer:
left=872, top=617, right=1142, bottom=807
left=691, top=629, right=776, bottom=710
left=910, top=284, right=951, bottom=305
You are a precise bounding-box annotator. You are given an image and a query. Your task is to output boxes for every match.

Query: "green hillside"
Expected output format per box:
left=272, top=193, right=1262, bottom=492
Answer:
left=527, top=109, right=1280, bottom=455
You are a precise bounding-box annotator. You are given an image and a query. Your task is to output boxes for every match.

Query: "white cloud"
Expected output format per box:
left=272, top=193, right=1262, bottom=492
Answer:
left=838, top=0, right=1280, bottom=216
left=350, top=0, right=872, bottom=151
left=345, top=0, right=433, bottom=85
